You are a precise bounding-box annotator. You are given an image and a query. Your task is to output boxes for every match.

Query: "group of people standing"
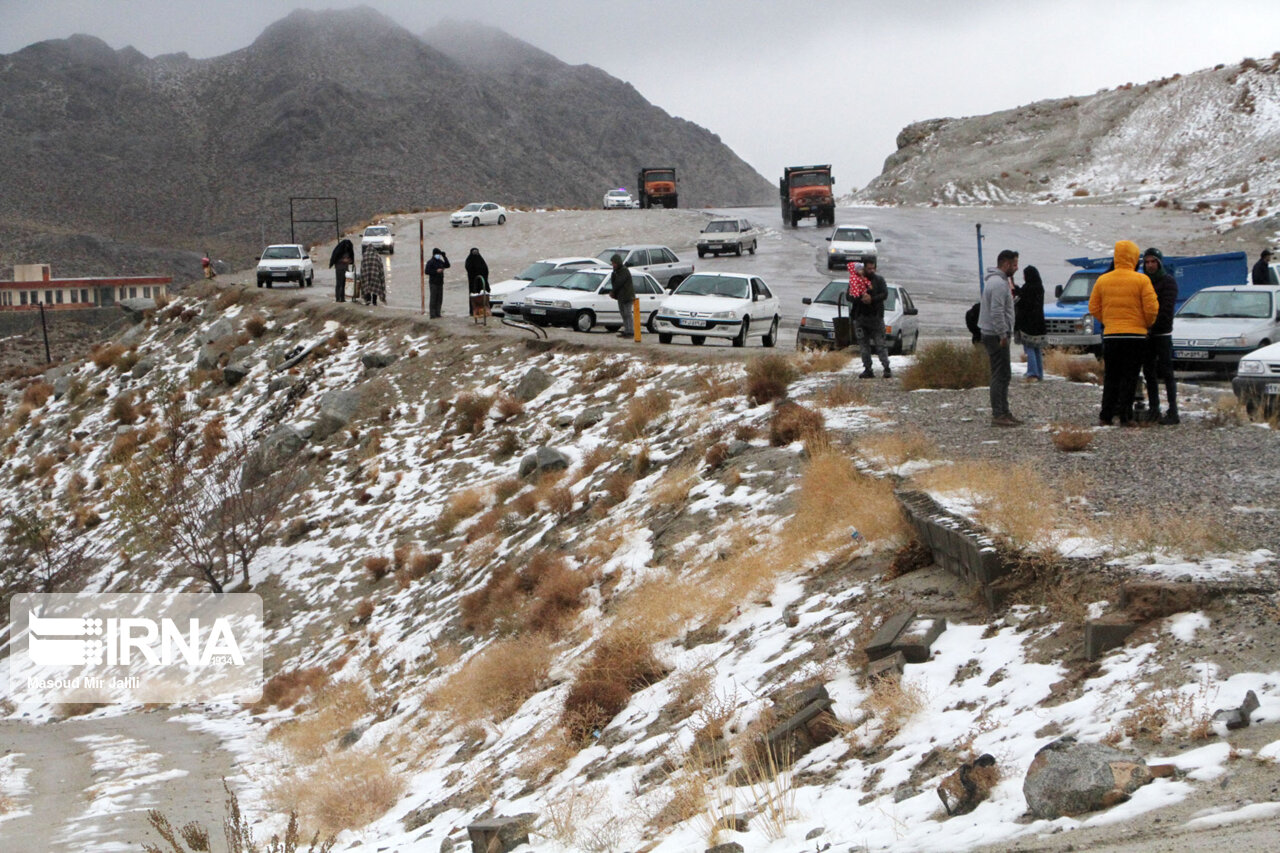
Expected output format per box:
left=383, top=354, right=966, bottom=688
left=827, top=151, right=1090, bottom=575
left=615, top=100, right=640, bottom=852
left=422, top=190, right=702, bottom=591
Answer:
left=326, top=237, right=493, bottom=318
left=978, top=241, right=1182, bottom=428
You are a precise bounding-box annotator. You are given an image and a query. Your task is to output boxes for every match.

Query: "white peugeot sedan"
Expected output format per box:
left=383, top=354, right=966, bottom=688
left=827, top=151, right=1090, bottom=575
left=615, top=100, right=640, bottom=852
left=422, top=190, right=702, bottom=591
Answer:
left=488, top=256, right=606, bottom=316
left=653, top=272, right=782, bottom=347
left=508, top=268, right=666, bottom=333
left=825, top=225, right=881, bottom=270
left=1173, top=285, right=1280, bottom=373
left=1232, top=339, right=1280, bottom=417
left=796, top=278, right=920, bottom=353
left=450, top=202, right=508, bottom=227
left=361, top=224, right=395, bottom=254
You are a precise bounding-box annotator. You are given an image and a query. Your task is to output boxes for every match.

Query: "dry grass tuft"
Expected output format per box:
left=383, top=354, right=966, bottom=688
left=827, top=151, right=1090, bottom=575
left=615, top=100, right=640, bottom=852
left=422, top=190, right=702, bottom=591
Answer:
left=109, top=391, right=140, bottom=425
left=745, top=355, right=798, bottom=405
left=107, top=429, right=140, bottom=463
left=1092, top=509, right=1230, bottom=559
left=620, top=389, right=672, bottom=440
left=900, top=341, right=987, bottom=390
left=770, top=401, right=825, bottom=445
left=601, top=469, right=635, bottom=506
left=1050, top=422, right=1095, bottom=452
left=857, top=428, right=937, bottom=469
left=561, top=631, right=665, bottom=741
left=395, top=550, right=441, bottom=588
left=244, top=314, right=268, bottom=338
left=858, top=673, right=927, bottom=744
left=819, top=379, right=867, bottom=407
left=258, top=667, right=330, bottom=711
left=435, top=486, right=488, bottom=537
left=1045, top=348, right=1104, bottom=384
left=90, top=343, right=129, bottom=371
left=452, top=392, right=493, bottom=435
left=579, top=444, right=613, bottom=476
left=652, top=461, right=701, bottom=509
left=270, top=680, right=371, bottom=760
left=429, top=635, right=557, bottom=722
left=795, top=348, right=854, bottom=374
left=268, top=751, right=404, bottom=835
left=213, top=289, right=240, bottom=311
left=915, top=460, right=1061, bottom=549
left=21, top=381, right=54, bottom=408
left=694, top=369, right=739, bottom=404
left=493, top=392, right=524, bottom=421
left=199, top=415, right=226, bottom=465
left=1204, top=396, right=1251, bottom=427
left=364, top=556, right=392, bottom=582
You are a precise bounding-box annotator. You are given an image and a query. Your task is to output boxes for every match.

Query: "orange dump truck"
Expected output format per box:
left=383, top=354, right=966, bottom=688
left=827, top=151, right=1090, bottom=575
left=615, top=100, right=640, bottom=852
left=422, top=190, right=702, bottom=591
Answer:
left=637, top=167, right=678, bottom=209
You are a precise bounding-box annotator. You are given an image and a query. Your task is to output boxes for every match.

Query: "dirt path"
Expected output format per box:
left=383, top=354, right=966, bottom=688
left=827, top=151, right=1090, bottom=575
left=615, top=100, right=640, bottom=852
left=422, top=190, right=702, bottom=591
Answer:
left=0, top=711, right=238, bottom=853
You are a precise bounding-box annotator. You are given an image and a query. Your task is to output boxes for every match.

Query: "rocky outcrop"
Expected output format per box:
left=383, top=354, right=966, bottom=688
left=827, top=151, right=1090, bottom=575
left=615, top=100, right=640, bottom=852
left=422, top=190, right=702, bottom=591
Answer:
left=1023, top=738, right=1152, bottom=819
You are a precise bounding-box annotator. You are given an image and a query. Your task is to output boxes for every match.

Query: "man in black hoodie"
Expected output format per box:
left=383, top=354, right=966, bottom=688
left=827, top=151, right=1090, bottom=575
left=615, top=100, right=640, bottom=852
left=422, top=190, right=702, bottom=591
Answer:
left=1141, top=248, right=1179, bottom=424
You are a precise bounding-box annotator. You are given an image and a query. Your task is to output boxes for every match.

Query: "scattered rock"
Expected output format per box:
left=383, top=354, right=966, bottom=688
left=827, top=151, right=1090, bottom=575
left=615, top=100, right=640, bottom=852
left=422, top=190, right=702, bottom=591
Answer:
left=1213, top=689, right=1260, bottom=730
left=118, top=297, right=156, bottom=324
left=706, top=844, right=744, bottom=853
left=466, top=813, right=537, bottom=853
left=243, top=425, right=305, bottom=487
left=514, top=366, right=553, bottom=401
left=196, top=343, right=223, bottom=370
left=223, top=362, right=250, bottom=386
left=804, top=826, right=825, bottom=840
left=337, top=726, right=366, bottom=750
left=938, top=754, right=999, bottom=816
left=518, top=446, right=570, bottom=478
left=1023, top=737, right=1152, bottom=819
left=572, top=405, right=605, bottom=431
left=361, top=350, right=397, bottom=369
left=199, top=317, right=234, bottom=345
left=130, top=357, right=156, bottom=379
left=311, top=388, right=361, bottom=442
left=268, top=375, right=300, bottom=395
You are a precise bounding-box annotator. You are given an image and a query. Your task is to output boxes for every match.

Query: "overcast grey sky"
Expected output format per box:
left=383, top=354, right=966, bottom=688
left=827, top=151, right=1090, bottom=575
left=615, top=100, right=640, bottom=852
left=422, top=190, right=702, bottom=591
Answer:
left=3, top=1, right=1278, bottom=193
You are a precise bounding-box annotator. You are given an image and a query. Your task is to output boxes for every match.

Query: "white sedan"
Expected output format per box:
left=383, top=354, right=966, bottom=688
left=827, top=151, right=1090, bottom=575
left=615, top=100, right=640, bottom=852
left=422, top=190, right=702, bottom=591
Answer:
left=653, top=272, right=782, bottom=347
left=361, top=224, right=394, bottom=254
left=508, top=268, right=666, bottom=333
left=450, top=202, right=507, bottom=227
left=488, top=256, right=607, bottom=316
left=603, top=188, right=634, bottom=209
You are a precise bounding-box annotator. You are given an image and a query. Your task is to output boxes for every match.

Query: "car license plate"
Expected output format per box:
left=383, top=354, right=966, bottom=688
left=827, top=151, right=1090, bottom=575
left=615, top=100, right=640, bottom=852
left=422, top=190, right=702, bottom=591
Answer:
left=530, top=308, right=546, bottom=315
left=709, top=244, right=723, bottom=250
left=1266, top=383, right=1280, bottom=395
left=1044, top=335, right=1071, bottom=346
left=684, top=319, right=708, bottom=328
left=1176, top=349, right=1209, bottom=359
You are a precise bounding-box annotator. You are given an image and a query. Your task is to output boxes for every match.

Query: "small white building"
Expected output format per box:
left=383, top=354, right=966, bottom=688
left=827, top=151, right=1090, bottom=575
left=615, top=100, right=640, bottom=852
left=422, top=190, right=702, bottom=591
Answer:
left=0, top=264, right=171, bottom=311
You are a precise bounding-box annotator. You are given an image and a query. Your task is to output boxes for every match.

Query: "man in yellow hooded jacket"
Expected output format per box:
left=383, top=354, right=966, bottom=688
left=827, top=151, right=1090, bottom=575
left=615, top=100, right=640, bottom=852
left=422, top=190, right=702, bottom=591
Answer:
left=1088, top=240, right=1159, bottom=426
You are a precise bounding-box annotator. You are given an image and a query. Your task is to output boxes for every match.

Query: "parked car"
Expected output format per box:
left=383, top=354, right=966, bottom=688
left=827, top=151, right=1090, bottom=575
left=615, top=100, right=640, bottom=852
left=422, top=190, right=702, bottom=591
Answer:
left=1232, top=339, right=1280, bottom=417
left=602, top=188, right=634, bottom=209
left=595, top=245, right=692, bottom=290
left=256, top=244, right=313, bottom=288
left=506, top=268, right=666, bottom=333
left=796, top=278, right=919, bottom=353
left=825, top=225, right=880, bottom=270
left=361, top=224, right=394, bottom=254
left=1172, top=284, right=1280, bottom=372
left=488, top=257, right=606, bottom=316
left=696, top=218, right=760, bottom=257
left=653, top=272, right=781, bottom=347
left=450, top=202, right=507, bottom=227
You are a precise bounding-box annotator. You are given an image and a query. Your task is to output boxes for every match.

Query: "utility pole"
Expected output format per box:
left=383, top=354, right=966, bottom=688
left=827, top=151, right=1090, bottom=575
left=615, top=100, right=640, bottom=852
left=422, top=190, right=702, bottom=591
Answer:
left=37, top=300, right=51, bottom=364
left=976, top=223, right=986, bottom=294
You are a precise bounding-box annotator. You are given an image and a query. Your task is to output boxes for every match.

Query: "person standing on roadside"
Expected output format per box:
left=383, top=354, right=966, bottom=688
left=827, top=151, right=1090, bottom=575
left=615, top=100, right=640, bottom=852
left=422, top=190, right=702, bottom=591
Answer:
left=1089, top=240, right=1158, bottom=427
left=464, top=248, right=490, bottom=316
left=1253, top=249, right=1275, bottom=284
left=852, top=256, right=892, bottom=378
left=1014, top=265, right=1046, bottom=381
left=1140, top=248, right=1180, bottom=424
left=609, top=254, right=635, bottom=338
left=329, top=238, right=355, bottom=303
left=425, top=247, right=450, bottom=318
left=358, top=241, right=386, bottom=306
left=979, top=249, right=1021, bottom=426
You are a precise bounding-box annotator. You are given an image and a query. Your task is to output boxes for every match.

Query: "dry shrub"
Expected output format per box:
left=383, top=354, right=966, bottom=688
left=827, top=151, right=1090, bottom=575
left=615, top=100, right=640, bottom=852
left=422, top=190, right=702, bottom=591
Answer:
left=745, top=355, right=798, bottom=405
left=1204, top=395, right=1250, bottom=427
left=353, top=599, right=375, bottom=625
left=915, top=461, right=1061, bottom=549
left=632, top=444, right=651, bottom=477
left=153, top=290, right=171, bottom=309
left=258, top=666, right=330, bottom=711
left=32, top=453, right=60, bottom=478
left=859, top=673, right=927, bottom=743
left=694, top=369, right=739, bottom=403
left=820, top=379, right=867, bottom=407
left=544, top=484, right=575, bottom=516
left=733, top=423, right=760, bottom=442
left=493, top=476, right=524, bottom=503
left=429, top=635, right=556, bottom=723
left=111, top=391, right=139, bottom=425
left=524, top=555, right=593, bottom=635
left=770, top=401, right=825, bottom=445
left=1050, top=422, right=1095, bottom=452
left=213, top=289, right=240, bottom=311
left=652, top=461, right=700, bottom=508
left=269, top=751, right=403, bottom=835
left=466, top=507, right=502, bottom=543
left=561, top=631, right=665, bottom=741
left=621, top=389, right=672, bottom=440
left=396, top=550, right=441, bottom=587
left=71, top=506, right=102, bottom=530
left=435, top=486, right=488, bottom=536
left=452, top=392, right=493, bottom=434
left=494, top=392, right=524, bottom=421
left=200, top=415, right=226, bottom=465
left=1045, top=348, right=1104, bottom=384
left=364, top=555, right=392, bottom=582
left=1092, top=509, right=1230, bottom=559
left=601, top=469, right=635, bottom=506
left=704, top=442, right=729, bottom=469
left=107, top=429, right=140, bottom=463
left=270, top=680, right=371, bottom=760
left=857, top=428, right=938, bottom=469
left=460, top=563, right=521, bottom=633
left=21, top=381, right=54, bottom=408
left=1111, top=679, right=1216, bottom=743
left=900, top=341, right=988, bottom=390
left=796, top=348, right=854, bottom=374
left=90, top=343, right=128, bottom=371
left=244, top=314, right=268, bottom=338
left=1072, top=188, right=1090, bottom=197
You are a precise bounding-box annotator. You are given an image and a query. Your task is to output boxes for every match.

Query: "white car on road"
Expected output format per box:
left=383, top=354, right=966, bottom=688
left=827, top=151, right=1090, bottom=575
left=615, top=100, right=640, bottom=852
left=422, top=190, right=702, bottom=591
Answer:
left=488, top=257, right=607, bottom=316
left=825, top=225, right=881, bottom=270
left=654, top=272, right=782, bottom=347
left=450, top=202, right=507, bottom=227
left=697, top=218, right=760, bottom=258
left=361, top=224, right=394, bottom=254
left=595, top=245, right=693, bottom=291
left=1173, top=284, right=1280, bottom=372
left=603, top=188, right=635, bottom=209
left=508, top=268, right=667, bottom=333
left=256, top=244, right=313, bottom=288
left=796, top=278, right=920, bottom=353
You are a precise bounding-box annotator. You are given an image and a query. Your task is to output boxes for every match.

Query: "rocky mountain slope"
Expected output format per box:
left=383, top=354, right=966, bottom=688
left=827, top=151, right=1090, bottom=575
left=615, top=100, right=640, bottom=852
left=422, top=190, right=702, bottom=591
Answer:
left=856, top=53, right=1280, bottom=238
left=0, top=9, right=773, bottom=279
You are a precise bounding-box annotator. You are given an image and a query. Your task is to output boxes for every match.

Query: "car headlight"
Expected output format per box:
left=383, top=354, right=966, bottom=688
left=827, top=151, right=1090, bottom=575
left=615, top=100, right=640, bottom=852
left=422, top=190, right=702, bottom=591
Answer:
left=551, top=300, right=571, bottom=309
left=1216, top=336, right=1248, bottom=348
left=1078, top=313, right=1093, bottom=333
left=1238, top=359, right=1265, bottom=375
left=708, top=310, right=738, bottom=320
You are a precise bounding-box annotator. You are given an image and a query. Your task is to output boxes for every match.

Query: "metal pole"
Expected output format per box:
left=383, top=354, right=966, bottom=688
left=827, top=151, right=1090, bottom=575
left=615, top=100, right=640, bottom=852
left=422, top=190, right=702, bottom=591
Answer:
left=419, top=219, right=426, bottom=316
left=632, top=300, right=641, bottom=342
left=37, top=301, right=51, bottom=364
left=976, top=223, right=986, bottom=294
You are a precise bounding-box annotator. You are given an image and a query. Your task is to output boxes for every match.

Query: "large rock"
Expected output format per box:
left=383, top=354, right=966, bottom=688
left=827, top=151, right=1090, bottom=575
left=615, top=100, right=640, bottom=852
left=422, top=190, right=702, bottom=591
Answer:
left=518, top=446, right=570, bottom=478
left=514, top=366, right=553, bottom=401
left=199, top=317, right=234, bottom=345
left=311, top=388, right=361, bottom=442
left=361, top=350, right=398, bottom=369
left=118, top=297, right=156, bottom=324
left=1023, top=738, right=1152, bottom=819
left=572, top=406, right=605, bottom=431
left=131, top=357, right=157, bottom=379
left=223, top=362, right=251, bottom=386
left=196, top=343, right=223, bottom=370
left=242, top=425, right=305, bottom=487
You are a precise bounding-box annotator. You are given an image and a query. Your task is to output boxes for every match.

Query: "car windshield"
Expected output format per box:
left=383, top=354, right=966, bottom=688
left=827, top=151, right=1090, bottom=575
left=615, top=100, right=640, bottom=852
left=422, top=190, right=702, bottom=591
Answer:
left=645, top=171, right=675, bottom=182
left=833, top=228, right=873, bottom=243
left=674, top=275, right=749, bottom=299
left=791, top=172, right=831, bottom=188
left=607, top=190, right=629, bottom=197
left=704, top=221, right=737, bottom=233
left=460, top=203, right=482, bottom=212
left=551, top=271, right=609, bottom=292
left=816, top=280, right=897, bottom=309
left=1058, top=272, right=1097, bottom=304
left=517, top=262, right=556, bottom=281
left=364, top=227, right=388, bottom=236
left=261, top=246, right=300, bottom=259
left=1178, top=290, right=1273, bottom=319
left=596, top=250, right=626, bottom=263
left=521, top=271, right=578, bottom=291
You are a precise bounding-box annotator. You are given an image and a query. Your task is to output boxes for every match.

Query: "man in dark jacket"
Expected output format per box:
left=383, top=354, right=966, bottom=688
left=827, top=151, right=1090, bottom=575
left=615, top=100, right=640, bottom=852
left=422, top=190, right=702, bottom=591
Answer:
left=1253, top=249, right=1275, bottom=284
left=464, top=248, right=489, bottom=316
left=425, top=248, right=450, bottom=318
left=609, top=254, right=636, bottom=338
left=1141, top=248, right=1180, bottom=424
left=329, top=238, right=355, bottom=303
left=852, top=256, right=891, bottom=378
